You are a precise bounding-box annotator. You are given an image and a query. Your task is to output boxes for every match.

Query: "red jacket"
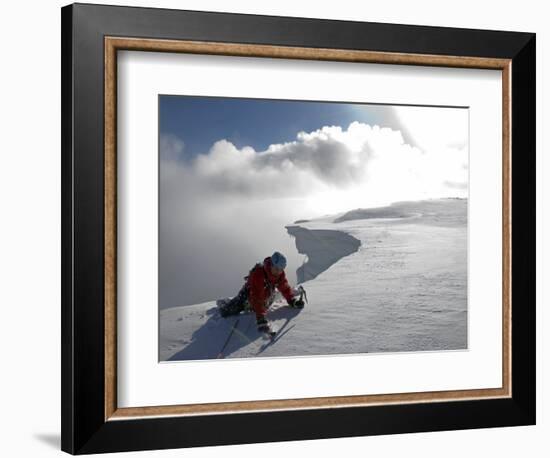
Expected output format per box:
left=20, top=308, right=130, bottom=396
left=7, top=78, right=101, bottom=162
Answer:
left=247, top=257, right=294, bottom=319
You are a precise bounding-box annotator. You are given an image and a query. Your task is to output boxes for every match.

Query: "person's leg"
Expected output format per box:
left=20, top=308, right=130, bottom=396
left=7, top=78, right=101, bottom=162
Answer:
left=219, top=285, right=247, bottom=317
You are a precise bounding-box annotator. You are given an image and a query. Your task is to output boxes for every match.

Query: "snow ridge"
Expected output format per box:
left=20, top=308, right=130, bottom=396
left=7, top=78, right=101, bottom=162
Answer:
left=160, top=198, right=467, bottom=361
left=286, top=225, right=360, bottom=283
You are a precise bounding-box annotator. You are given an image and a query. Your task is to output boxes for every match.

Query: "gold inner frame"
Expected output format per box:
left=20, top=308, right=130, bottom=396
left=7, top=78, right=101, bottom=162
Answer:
left=104, top=37, right=512, bottom=421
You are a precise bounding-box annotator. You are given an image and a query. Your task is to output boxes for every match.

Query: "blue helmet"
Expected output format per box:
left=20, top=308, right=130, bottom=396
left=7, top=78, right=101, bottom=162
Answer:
left=271, top=251, right=287, bottom=270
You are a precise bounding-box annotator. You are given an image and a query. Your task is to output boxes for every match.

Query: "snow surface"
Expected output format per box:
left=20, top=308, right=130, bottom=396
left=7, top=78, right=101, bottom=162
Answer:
left=160, top=198, right=467, bottom=361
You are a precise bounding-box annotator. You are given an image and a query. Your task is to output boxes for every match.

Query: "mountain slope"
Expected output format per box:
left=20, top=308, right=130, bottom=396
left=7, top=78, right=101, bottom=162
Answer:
left=160, top=198, right=467, bottom=361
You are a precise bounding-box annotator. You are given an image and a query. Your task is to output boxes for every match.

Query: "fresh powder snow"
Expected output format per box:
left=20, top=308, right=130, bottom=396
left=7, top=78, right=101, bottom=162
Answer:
left=160, top=198, right=467, bottom=361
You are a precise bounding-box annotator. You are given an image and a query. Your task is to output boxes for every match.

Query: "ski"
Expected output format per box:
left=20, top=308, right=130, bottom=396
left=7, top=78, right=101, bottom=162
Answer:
left=258, top=325, right=276, bottom=339
left=259, top=316, right=293, bottom=340
left=261, top=328, right=277, bottom=339
left=270, top=317, right=291, bottom=339
left=256, top=322, right=295, bottom=355
left=270, top=324, right=295, bottom=345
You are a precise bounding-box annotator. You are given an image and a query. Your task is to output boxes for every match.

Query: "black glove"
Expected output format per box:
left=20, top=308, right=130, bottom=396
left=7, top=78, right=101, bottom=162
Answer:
left=288, top=298, right=305, bottom=309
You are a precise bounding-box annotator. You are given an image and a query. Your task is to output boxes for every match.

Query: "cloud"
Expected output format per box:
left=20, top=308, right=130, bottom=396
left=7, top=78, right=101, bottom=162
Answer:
left=159, top=121, right=468, bottom=308
left=171, top=122, right=425, bottom=198
left=444, top=180, right=468, bottom=190
left=160, top=133, right=185, bottom=162
left=392, top=106, right=468, bottom=153
left=163, top=121, right=467, bottom=201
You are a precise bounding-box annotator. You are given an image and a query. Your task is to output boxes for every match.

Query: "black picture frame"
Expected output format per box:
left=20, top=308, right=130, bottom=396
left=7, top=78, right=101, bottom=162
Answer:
left=61, top=2, right=535, bottom=454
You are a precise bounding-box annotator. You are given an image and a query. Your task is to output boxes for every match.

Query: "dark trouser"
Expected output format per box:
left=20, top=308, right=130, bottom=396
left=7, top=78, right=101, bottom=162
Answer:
left=219, top=284, right=249, bottom=317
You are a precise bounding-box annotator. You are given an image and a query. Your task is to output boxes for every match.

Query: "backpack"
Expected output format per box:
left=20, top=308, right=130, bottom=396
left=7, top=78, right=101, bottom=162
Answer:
left=242, top=262, right=277, bottom=310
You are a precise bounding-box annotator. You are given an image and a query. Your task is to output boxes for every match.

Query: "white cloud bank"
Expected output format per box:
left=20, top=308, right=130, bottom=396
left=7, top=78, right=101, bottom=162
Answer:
left=160, top=120, right=468, bottom=307
left=164, top=120, right=467, bottom=210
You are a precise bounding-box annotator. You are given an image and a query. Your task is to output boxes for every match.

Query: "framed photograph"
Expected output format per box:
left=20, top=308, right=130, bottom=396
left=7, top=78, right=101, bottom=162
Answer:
left=61, top=3, right=536, bottom=454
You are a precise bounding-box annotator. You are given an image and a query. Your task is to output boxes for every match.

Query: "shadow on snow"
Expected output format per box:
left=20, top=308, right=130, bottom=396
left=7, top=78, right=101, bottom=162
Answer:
left=167, top=306, right=303, bottom=361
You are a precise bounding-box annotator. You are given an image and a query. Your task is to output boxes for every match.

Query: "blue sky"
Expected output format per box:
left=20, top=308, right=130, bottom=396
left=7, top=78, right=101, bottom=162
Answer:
left=159, top=95, right=408, bottom=159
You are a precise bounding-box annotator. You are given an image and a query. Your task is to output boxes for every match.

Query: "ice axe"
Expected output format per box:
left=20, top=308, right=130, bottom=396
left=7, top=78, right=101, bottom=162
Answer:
left=297, top=285, right=308, bottom=305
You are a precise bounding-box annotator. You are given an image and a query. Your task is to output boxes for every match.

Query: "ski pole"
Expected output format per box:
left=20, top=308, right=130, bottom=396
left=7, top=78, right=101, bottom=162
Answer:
left=217, top=317, right=240, bottom=359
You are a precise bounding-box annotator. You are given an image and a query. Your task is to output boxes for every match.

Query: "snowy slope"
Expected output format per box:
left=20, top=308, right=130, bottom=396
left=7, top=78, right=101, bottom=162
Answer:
left=160, top=198, right=467, bottom=361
